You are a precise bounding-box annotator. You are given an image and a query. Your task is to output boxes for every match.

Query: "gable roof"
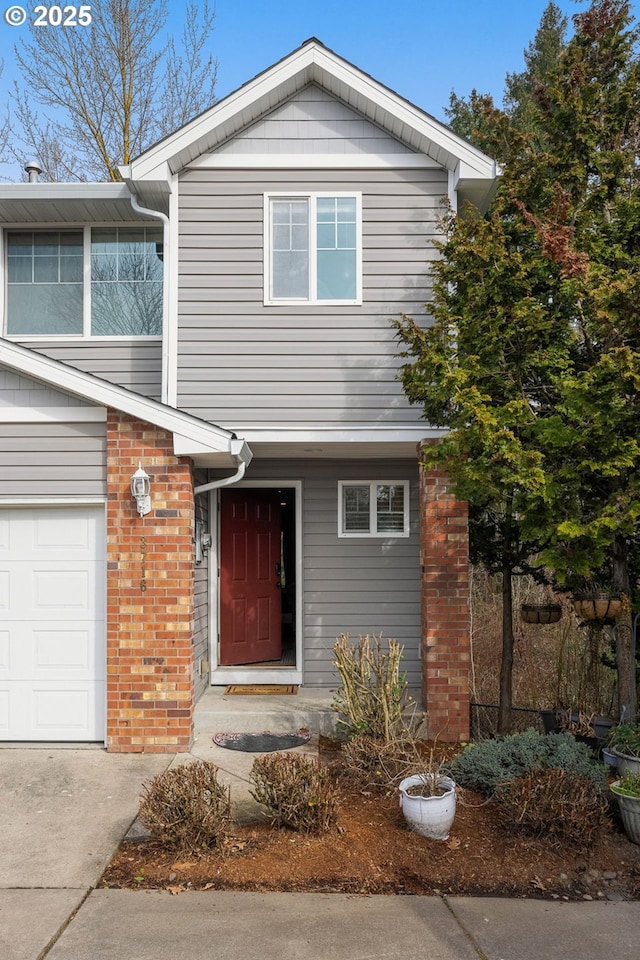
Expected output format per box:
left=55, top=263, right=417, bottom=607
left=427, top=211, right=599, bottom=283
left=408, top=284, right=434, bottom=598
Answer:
left=0, top=338, right=251, bottom=468
left=121, top=38, right=499, bottom=211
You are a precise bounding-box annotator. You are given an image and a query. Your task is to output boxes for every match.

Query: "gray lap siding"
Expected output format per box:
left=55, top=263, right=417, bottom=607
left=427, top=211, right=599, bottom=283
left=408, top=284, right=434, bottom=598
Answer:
left=177, top=167, right=446, bottom=429
left=239, top=458, right=421, bottom=688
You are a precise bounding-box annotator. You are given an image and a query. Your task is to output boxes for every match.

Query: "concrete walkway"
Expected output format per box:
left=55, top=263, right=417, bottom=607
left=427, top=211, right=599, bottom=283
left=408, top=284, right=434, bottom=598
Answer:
left=1, top=735, right=640, bottom=960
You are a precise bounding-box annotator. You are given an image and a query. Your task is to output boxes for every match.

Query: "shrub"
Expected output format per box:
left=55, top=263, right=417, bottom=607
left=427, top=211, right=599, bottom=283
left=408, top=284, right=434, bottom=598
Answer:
left=447, top=728, right=606, bottom=796
left=337, top=734, right=415, bottom=790
left=332, top=633, right=414, bottom=740
left=139, top=760, right=231, bottom=855
left=497, top=769, right=609, bottom=846
left=250, top=752, right=338, bottom=834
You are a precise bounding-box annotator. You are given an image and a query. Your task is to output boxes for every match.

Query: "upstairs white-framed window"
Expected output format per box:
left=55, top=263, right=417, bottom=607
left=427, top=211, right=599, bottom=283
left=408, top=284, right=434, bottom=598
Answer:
left=5, top=225, right=163, bottom=338
left=264, top=192, right=362, bottom=305
left=338, top=481, right=410, bottom=538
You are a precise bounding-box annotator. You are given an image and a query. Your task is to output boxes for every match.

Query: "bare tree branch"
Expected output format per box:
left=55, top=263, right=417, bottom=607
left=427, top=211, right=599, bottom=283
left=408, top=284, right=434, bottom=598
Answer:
left=9, top=0, right=218, bottom=181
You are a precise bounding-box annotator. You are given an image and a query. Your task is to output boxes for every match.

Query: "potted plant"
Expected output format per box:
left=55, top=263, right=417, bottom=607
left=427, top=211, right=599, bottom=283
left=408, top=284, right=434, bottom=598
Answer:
left=398, top=751, right=456, bottom=840
left=572, top=588, right=622, bottom=622
left=610, top=773, right=640, bottom=844
left=606, top=724, right=640, bottom=775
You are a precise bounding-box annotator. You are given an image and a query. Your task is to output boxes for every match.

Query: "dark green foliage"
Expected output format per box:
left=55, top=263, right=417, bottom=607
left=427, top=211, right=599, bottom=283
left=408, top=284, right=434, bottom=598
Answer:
left=497, top=768, right=610, bottom=845
left=139, top=760, right=231, bottom=854
left=612, top=772, right=640, bottom=797
left=606, top=723, right=640, bottom=758
left=397, top=1, right=640, bottom=725
left=447, top=729, right=606, bottom=796
left=250, top=752, right=339, bottom=834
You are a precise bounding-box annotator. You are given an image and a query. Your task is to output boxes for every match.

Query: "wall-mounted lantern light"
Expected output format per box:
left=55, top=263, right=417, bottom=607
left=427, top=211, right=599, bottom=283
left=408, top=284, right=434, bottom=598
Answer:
left=131, top=464, right=151, bottom=517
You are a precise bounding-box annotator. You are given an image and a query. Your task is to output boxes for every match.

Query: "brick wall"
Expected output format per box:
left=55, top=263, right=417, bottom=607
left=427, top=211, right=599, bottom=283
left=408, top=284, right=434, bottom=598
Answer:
left=106, top=410, right=195, bottom=752
left=419, top=444, right=470, bottom=742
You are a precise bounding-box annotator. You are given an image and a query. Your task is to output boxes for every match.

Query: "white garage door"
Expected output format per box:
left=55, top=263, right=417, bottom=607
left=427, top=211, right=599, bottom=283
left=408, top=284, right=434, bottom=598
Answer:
left=0, top=507, right=105, bottom=741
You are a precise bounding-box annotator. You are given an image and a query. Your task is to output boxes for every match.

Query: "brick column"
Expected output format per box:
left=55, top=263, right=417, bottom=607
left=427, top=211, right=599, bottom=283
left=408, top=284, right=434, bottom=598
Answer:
left=419, top=443, right=470, bottom=742
left=106, top=410, right=195, bottom=753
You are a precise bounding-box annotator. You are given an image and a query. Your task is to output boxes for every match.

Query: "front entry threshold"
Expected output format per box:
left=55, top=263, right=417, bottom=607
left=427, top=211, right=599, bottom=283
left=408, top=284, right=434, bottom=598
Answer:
left=210, top=667, right=302, bottom=686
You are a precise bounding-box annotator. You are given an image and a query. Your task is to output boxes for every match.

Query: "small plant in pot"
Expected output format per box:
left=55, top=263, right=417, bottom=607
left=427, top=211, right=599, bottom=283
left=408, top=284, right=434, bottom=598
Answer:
left=398, top=749, right=456, bottom=841
left=610, top=773, right=640, bottom=844
left=606, top=724, right=640, bottom=776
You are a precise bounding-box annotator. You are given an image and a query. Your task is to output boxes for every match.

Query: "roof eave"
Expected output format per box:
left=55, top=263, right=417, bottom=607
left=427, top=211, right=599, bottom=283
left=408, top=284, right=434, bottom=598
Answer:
left=0, top=339, right=250, bottom=467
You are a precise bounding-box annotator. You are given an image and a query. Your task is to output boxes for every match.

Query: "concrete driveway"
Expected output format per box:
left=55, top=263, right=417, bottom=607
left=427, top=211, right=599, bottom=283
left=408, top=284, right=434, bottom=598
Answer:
left=0, top=745, right=168, bottom=960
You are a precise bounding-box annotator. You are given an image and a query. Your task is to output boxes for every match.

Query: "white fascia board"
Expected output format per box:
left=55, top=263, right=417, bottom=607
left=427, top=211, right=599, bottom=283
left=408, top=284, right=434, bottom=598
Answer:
left=309, top=48, right=496, bottom=178
left=0, top=339, right=238, bottom=457
left=190, top=153, right=439, bottom=170
left=0, top=183, right=132, bottom=201
left=0, top=406, right=106, bottom=423
left=173, top=435, right=253, bottom=466
left=129, top=42, right=496, bottom=183
left=128, top=46, right=315, bottom=180
left=241, top=426, right=447, bottom=444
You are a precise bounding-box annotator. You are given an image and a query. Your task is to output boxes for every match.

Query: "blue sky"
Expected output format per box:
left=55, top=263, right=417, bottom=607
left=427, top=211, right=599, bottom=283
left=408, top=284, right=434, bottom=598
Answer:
left=0, top=0, right=638, bottom=161
left=210, top=0, right=638, bottom=119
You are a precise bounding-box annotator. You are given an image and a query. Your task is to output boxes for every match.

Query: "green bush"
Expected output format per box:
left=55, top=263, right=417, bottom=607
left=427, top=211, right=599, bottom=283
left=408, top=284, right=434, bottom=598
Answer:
left=447, top=728, right=606, bottom=796
left=497, top=768, right=609, bottom=846
left=139, top=760, right=231, bottom=854
left=250, top=752, right=338, bottom=834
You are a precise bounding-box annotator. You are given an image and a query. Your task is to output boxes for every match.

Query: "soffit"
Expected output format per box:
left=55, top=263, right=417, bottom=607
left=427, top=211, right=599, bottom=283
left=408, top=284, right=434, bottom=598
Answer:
left=0, top=183, right=168, bottom=223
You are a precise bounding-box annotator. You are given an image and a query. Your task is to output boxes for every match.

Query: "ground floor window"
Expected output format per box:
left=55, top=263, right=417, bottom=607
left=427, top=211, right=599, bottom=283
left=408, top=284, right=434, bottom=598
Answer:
left=338, top=481, right=409, bottom=537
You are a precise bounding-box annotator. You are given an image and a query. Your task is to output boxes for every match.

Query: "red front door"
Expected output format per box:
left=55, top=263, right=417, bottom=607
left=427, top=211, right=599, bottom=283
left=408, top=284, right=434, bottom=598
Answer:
left=219, top=489, right=282, bottom=665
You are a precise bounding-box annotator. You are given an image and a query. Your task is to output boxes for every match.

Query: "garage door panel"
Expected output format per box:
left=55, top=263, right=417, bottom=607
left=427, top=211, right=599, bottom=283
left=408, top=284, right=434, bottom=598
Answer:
left=0, top=507, right=105, bottom=742
left=0, top=682, right=103, bottom=740
left=34, top=628, right=93, bottom=671
left=0, top=564, right=104, bottom=620
left=33, top=569, right=92, bottom=613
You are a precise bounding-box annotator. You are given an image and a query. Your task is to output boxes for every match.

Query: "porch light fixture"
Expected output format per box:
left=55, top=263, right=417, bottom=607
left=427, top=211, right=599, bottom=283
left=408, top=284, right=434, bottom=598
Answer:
left=131, top=464, right=151, bottom=517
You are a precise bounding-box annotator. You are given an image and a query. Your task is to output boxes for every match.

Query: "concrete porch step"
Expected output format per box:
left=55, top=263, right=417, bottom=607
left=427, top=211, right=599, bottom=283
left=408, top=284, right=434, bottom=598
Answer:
left=193, top=685, right=341, bottom=739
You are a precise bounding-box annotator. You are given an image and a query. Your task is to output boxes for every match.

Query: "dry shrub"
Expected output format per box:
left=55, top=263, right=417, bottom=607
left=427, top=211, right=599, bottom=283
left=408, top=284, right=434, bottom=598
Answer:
left=139, top=760, right=231, bottom=855
left=496, top=768, right=609, bottom=846
left=250, top=752, right=338, bottom=834
left=337, top=733, right=426, bottom=791
left=332, top=633, right=415, bottom=740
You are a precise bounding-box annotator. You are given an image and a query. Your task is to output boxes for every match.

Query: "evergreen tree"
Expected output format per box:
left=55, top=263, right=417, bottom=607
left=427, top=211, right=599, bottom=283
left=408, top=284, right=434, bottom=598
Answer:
left=445, top=2, right=568, bottom=158
left=397, top=0, right=640, bottom=727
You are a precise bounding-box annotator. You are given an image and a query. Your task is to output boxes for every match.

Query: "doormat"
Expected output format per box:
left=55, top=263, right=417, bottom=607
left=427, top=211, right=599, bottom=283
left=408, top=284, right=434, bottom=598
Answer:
left=213, top=731, right=311, bottom=752
left=224, top=684, right=298, bottom=695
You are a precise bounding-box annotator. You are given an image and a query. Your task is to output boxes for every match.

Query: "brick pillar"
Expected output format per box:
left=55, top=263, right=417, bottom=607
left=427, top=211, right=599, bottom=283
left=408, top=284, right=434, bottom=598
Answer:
left=106, top=410, right=195, bottom=753
left=419, top=443, right=470, bottom=742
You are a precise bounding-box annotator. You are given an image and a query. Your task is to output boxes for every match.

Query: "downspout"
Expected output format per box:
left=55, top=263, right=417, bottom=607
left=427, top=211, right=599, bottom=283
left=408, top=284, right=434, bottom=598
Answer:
left=194, top=439, right=253, bottom=495
left=194, top=461, right=247, bottom=495
left=127, top=190, right=171, bottom=405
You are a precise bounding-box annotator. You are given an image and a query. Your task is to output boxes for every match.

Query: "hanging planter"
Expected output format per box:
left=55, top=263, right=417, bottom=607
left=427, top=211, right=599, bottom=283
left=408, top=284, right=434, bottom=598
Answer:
left=520, top=603, right=562, bottom=625
left=572, top=593, right=622, bottom=622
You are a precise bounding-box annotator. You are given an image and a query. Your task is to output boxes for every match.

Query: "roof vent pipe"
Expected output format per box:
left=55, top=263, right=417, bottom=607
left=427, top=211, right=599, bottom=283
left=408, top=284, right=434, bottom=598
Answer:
left=24, top=160, right=42, bottom=183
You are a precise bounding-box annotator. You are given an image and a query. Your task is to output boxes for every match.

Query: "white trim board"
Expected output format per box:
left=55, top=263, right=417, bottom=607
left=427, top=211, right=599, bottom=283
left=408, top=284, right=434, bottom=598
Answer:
left=0, top=407, right=106, bottom=423
left=189, top=154, right=441, bottom=170
left=209, top=479, right=303, bottom=686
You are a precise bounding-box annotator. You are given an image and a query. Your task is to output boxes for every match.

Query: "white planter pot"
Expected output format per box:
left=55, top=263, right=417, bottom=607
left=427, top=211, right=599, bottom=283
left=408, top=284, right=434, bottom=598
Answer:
left=610, top=781, right=640, bottom=845
left=398, top=774, right=456, bottom=840
left=613, top=749, right=640, bottom=776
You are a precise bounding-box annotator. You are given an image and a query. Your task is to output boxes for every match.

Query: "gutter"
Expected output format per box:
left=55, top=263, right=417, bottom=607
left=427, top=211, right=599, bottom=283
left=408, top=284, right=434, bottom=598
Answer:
left=194, top=440, right=253, bottom=495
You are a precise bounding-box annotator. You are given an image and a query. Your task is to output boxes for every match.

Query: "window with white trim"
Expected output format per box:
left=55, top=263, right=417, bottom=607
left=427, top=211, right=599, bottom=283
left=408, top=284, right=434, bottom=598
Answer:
left=5, top=226, right=163, bottom=337
left=338, top=481, right=410, bottom=537
left=265, top=193, right=361, bottom=304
